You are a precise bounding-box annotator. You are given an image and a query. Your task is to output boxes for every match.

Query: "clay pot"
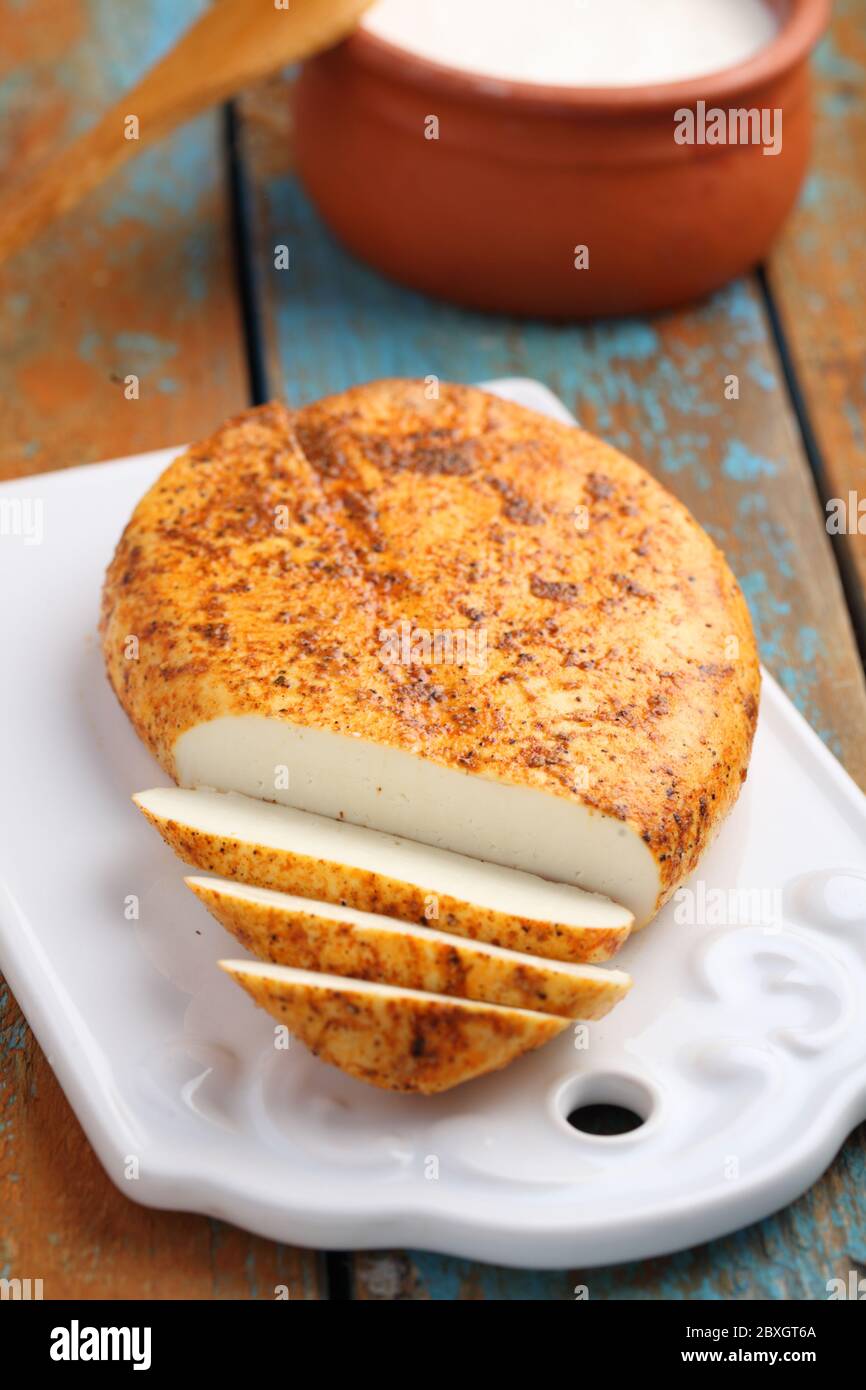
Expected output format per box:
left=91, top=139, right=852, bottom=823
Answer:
left=292, top=0, right=829, bottom=318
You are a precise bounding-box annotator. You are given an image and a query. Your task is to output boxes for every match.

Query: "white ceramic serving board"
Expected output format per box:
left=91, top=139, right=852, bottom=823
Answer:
left=1, top=379, right=864, bottom=1270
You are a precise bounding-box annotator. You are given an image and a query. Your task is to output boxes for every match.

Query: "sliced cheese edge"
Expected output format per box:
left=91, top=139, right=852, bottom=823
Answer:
left=187, top=873, right=632, bottom=1019
left=173, top=716, right=661, bottom=926
left=134, top=785, right=633, bottom=964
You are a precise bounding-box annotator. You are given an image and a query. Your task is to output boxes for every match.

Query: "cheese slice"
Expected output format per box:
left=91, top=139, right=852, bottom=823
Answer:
left=219, top=961, right=568, bottom=1093
left=135, top=786, right=632, bottom=963
left=172, top=714, right=663, bottom=925
left=103, top=382, right=760, bottom=926
left=187, top=874, right=632, bottom=1018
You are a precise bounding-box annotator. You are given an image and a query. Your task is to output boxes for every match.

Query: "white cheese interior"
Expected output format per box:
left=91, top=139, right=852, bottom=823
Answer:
left=172, top=718, right=659, bottom=924
left=188, top=875, right=631, bottom=985
left=138, top=785, right=634, bottom=931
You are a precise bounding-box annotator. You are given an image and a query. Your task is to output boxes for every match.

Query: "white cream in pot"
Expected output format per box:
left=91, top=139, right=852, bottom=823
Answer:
left=361, top=0, right=779, bottom=88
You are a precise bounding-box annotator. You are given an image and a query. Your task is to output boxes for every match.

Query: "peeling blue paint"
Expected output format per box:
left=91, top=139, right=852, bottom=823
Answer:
left=714, top=280, right=765, bottom=340
left=738, top=570, right=792, bottom=669
left=183, top=229, right=212, bottom=304
left=821, top=90, right=859, bottom=119
left=100, top=131, right=212, bottom=231
left=408, top=1250, right=570, bottom=1300
left=813, top=34, right=864, bottom=84
left=722, top=441, right=778, bottom=482
left=797, top=626, right=821, bottom=665
left=1, top=1014, right=28, bottom=1054
left=657, top=434, right=713, bottom=492
left=746, top=359, right=777, bottom=392
left=114, top=331, right=178, bottom=370
left=737, top=493, right=769, bottom=518
left=78, top=330, right=102, bottom=363
left=759, top=521, right=796, bottom=580
left=799, top=173, right=827, bottom=209
left=90, top=0, right=208, bottom=92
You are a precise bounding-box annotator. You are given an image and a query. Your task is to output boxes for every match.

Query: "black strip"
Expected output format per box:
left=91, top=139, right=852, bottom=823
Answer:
left=14, top=1295, right=862, bottom=1348
left=324, top=1250, right=355, bottom=1301
left=224, top=102, right=271, bottom=407
left=757, top=263, right=866, bottom=669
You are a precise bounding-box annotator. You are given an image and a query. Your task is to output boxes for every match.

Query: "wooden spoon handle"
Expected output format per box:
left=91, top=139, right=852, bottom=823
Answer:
left=0, top=0, right=372, bottom=265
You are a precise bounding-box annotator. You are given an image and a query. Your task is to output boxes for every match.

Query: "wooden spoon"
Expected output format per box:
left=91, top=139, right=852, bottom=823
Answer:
left=0, top=0, right=373, bottom=265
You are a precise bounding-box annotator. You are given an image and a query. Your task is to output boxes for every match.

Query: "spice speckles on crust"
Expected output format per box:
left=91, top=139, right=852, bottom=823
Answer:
left=219, top=963, right=568, bottom=1094
left=187, top=875, right=632, bottom=1017
left=104, top=380, right=760, bottom=921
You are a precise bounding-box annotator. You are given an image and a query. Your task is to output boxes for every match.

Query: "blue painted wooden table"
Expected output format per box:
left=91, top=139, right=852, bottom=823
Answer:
left=1, top=0, right=864, bottom=1299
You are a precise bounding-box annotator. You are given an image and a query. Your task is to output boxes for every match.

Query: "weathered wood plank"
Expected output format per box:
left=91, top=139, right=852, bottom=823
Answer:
left=0, top=0, right=248, bottom=478
left=765, top=0, right=866, bottom=639
left=237, top=71, right=866, bottom=1298
left=0, top=2, right=321, bottom=1298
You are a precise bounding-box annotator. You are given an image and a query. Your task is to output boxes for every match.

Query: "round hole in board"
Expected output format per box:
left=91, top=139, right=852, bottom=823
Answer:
left=566, top=1102, right=644, bottom=1136
left=553, top=1071, right=657, bottom=1142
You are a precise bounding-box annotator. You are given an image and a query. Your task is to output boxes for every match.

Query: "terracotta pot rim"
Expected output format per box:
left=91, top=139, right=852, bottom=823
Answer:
left=345, top=0, right=830, bottom=112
